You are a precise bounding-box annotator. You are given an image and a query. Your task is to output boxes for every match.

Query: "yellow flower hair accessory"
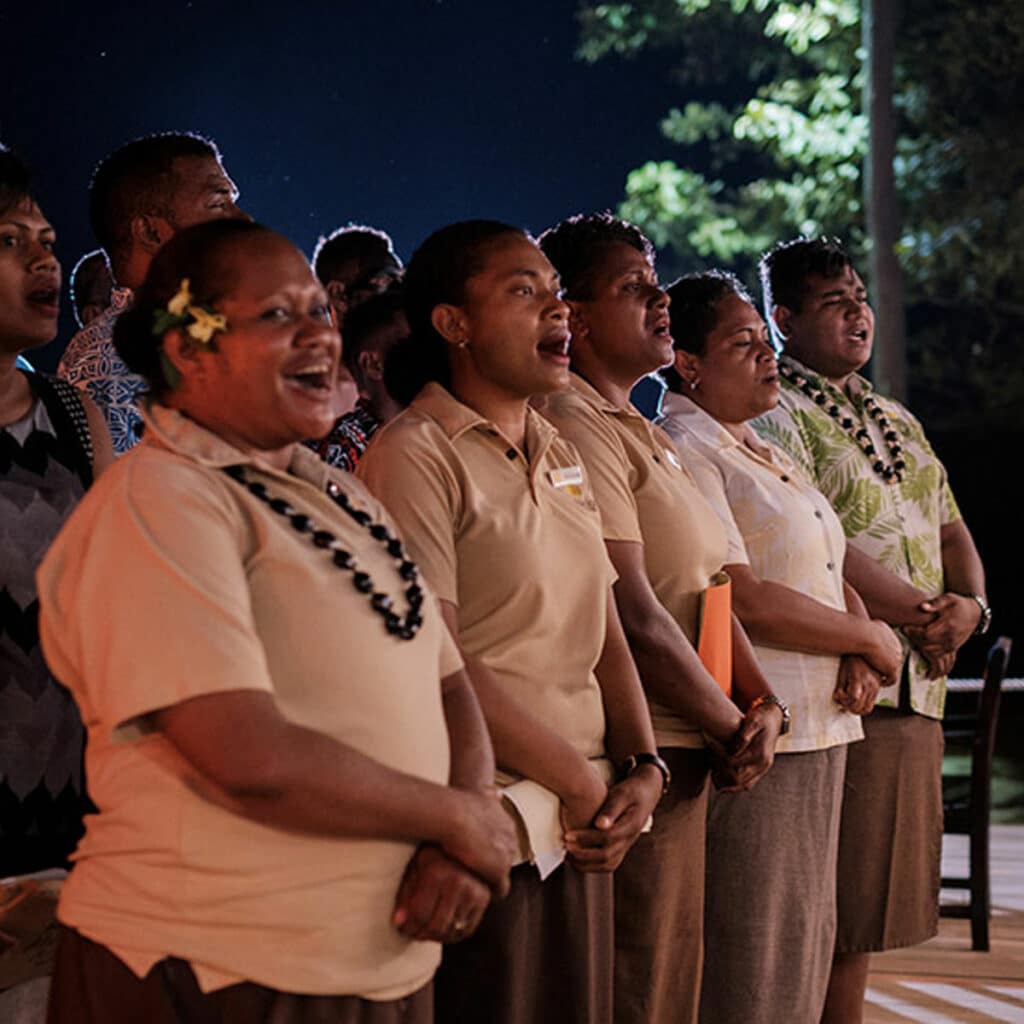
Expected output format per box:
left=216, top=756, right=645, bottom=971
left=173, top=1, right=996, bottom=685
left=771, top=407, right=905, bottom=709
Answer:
left=152, top=278, right=229, bottom=344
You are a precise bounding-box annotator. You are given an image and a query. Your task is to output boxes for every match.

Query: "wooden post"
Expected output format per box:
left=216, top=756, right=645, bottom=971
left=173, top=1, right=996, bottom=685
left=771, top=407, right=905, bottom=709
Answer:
left=862, top=0, right=907, bottom=401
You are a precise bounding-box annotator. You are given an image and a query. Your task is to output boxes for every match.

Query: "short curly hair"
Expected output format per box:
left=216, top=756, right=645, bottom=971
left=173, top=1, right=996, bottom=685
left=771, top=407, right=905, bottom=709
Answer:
left=538, top=212, right=654, bottom=300
left=759, top=236, right=851, bottom=316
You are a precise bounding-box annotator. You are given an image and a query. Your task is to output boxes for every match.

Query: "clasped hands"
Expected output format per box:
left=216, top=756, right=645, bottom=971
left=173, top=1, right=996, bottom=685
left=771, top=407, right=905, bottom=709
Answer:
left=904, top=592, right=980, bottom=679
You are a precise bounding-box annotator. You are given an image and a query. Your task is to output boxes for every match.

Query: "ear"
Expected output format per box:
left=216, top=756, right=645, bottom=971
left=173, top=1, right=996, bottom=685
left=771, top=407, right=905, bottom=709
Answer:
left=132, top=213, right=173, bottom=255
left=673, top=348, right=701, bottom=388
left=325, top=280, right=348, bottom=312
left=771, top=305, right=793, bottom=342
left=430, top=304, right=470, bottom=348
left=358, top=348, right=384, bottom=383
left=566, top=300, right=590, bottom=341
left=161, top=326, right=209, bottom=386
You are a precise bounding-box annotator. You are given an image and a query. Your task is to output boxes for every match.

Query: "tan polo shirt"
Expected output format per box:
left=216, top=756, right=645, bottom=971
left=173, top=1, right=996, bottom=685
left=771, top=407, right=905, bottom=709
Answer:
left=661, top=392, right=863, bottom=753
left=539, top=375, right=730, bottom=748
left=36, top=403, right=458, bottom=999
left=358, top=383, right=612, bottom=784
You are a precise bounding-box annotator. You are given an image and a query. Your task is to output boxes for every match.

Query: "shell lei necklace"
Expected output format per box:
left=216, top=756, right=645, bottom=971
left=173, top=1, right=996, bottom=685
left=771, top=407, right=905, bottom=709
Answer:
left=224, top=465, right=425, bottom=639
left=778, top=361, right=906, bottom=483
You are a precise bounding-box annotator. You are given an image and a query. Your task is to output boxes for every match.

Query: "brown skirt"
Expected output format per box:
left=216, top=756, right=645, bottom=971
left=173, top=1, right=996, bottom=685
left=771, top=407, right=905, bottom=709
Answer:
left=46, top=925, right=432, bottom=1024
left=613, top=747, right=711, bottom=1024
left=433, top=860, right=613, bottom=1024
left=699, top=745, right=847, bottom=1024
left=835, top=708, right=944, bottom=952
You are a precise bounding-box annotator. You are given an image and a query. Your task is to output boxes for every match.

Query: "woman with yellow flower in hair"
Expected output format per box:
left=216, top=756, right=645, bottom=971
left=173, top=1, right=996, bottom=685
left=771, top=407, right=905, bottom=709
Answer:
left=35, top=219, right=517, bottom=1023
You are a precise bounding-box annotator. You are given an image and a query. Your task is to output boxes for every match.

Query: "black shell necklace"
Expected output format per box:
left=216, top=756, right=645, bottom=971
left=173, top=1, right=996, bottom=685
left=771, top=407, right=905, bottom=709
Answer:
left=778, top=361, right=906, bottom=483
left=223, top=465, right=425, bottom=639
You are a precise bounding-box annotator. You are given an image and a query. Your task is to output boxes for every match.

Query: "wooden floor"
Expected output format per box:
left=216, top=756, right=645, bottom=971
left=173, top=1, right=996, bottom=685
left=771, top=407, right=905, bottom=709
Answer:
left=865, top=826, right=1024, bottom=1023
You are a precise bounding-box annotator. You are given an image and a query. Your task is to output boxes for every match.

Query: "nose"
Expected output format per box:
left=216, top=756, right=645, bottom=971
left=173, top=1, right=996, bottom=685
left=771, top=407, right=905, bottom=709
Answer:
left=649, top=285, right=669, bottom=309
left=29, top=239, right=59, bottom=274
left=548, top=290, right=571, bottom=320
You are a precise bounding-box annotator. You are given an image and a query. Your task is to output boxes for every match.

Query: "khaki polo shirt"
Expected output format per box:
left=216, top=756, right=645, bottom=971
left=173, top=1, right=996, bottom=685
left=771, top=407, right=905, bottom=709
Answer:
left=358, top=383, right=612, bottom=784
left=539, top=375, right=730, bottom=748
left=36, top=403, right=457, bottom=999
left=661, top=392, right=863, bottom=753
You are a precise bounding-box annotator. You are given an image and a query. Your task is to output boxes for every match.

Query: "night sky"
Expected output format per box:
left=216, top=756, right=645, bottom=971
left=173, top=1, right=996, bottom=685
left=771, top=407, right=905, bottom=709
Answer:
left=4, top=0, right=681, bottom=369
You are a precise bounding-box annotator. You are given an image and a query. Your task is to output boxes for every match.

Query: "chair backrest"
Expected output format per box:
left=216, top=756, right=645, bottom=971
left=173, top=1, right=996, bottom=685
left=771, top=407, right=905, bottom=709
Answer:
left=971, top=636, right=1012, bottom=798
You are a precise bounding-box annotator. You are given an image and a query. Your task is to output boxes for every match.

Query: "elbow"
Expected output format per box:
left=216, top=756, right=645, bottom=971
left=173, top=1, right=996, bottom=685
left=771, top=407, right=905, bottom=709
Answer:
left=730, top=586, right=771, bottom=639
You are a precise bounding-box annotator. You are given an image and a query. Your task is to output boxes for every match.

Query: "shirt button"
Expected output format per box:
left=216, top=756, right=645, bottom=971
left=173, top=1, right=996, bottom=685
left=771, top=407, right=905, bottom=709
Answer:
left=505, top=448, right=517, bottom=460
left=652, top=453, right=661, bottom=463
left=814, top=510, right=823, bottom=519
left=780, top=474, right=790, bottom=483
left=826, top=561, right=835, bottom=571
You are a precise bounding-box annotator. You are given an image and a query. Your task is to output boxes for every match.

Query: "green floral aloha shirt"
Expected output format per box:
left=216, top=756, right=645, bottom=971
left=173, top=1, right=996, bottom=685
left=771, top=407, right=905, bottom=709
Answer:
left=753, top=355, right=961, bottom=718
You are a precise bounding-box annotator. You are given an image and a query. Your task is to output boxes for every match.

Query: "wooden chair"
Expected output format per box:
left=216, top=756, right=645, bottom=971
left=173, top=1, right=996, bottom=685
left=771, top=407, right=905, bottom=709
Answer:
left=940, top=635, right=1012, bottom=951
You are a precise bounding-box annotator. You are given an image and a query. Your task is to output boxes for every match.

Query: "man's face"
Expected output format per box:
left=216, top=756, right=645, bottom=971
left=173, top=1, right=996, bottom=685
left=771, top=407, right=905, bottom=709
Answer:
left=326, top=256, right=402, bottom=325
left=774, top=265, right=874, bottom=381
left=165, top=154, right=245, bottom=230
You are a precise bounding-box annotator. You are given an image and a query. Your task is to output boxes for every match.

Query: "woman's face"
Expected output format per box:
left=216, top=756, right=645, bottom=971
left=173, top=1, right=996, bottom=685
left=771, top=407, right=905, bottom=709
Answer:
left=0, top=198, right=60, bottom=355
left=451, top=233, right=571, bottom=400
left=682, top=293, right=779, bottom=424
left=572, top=241, right=672, bottom=382
left=175, top=233, right=341, bottom=460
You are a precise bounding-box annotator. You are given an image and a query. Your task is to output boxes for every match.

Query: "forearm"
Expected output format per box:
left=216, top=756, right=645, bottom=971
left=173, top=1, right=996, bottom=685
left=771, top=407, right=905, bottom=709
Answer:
left=843, top=544, right=933, bottom=625
left=624, top=605, right=743, bottom=745
left=730, top=613, right=773, bottom=709
left=440, top=603, right=600, bottom=803
left=441, top=668, right=497, bottom=792
left=940, top=520, right=986, bottom=597
left=593, top=593, right=657, bottom=764
left=843, top=580, right=869, bottom=619
left=154, top=696, right=475, bottom=848
left=731, top=567, right=883, bottom=659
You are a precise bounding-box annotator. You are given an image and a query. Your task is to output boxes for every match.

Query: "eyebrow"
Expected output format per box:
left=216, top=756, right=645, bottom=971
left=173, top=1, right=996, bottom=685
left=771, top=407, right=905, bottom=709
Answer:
left=503, top=268, right=561, bottom=285
left=0, top=218, right=54, bottom=233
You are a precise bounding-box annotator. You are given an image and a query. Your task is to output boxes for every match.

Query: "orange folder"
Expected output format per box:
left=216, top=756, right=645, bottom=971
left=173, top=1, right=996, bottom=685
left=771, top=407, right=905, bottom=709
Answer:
left=697, top=571, right=732, bottom=697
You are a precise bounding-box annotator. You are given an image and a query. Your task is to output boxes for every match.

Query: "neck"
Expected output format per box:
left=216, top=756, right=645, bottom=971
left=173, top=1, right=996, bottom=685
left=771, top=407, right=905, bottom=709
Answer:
left=572, top=355, right=637, bottom=410
left=678, top=388, right=748, bottom=442
left=448, top=369, right=530, bottom=450
left=366, top=384, right=402, bottom=427
left=166, top=393, right=297, bottom=471
left=783, top=349, right=859, bottom=396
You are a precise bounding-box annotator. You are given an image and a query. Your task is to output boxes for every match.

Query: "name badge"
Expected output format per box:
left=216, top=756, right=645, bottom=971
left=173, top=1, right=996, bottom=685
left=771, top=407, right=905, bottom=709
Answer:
left=664, top=447, right=682, bottom=470
left=549, top=464, right=585, bottom=497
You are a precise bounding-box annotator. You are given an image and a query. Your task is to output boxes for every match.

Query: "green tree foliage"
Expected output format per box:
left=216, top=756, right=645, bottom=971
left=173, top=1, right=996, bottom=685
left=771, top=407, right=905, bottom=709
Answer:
left=576, top=0, right=1024, bottom=430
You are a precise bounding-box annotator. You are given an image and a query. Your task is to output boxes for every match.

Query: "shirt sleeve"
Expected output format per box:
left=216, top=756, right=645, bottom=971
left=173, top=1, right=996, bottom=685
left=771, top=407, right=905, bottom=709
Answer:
left=676, top=443, right=750, bottom=567
left=898, top=404, right=963, bottom=527
left=542, top=399, right=644, bottom=544
left=356, top=417, right=463, bottom=606
left=36, top=457, right=275, bottom=736
left=751, top=399, right=820, bottom=488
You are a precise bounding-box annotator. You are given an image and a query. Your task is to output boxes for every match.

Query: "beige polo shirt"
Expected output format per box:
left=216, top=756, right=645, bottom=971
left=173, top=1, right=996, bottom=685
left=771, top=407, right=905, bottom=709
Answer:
left=538, top=375, right=730, bottom=748
left=36, top=403, right=458, bottom=999
left=358, top=383, right=612, bottom=784
left=660, top=392, right=863, bottom=753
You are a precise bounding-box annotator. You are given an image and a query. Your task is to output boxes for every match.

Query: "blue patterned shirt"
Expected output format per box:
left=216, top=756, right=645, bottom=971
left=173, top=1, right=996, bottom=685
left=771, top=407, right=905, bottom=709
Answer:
left=58, top=287, right=147, bottom=454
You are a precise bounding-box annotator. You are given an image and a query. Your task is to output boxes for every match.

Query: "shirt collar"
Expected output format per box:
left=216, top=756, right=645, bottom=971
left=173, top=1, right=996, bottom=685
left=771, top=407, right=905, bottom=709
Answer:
left=661, top=390, right=780, bottom=463
left=567, top=371, right=645, bottom=419
left=410, top=381, right=558, bottom=453
left=140, top=401, right=330, bottom=488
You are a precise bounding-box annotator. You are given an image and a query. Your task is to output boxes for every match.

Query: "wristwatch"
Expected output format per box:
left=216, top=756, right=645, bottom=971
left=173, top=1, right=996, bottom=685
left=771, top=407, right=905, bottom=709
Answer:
left=620, top=752, right=672, bottom=796
left=748, top=693, right=791, bottom=736
left=964, top=593, right=992, bottom=636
